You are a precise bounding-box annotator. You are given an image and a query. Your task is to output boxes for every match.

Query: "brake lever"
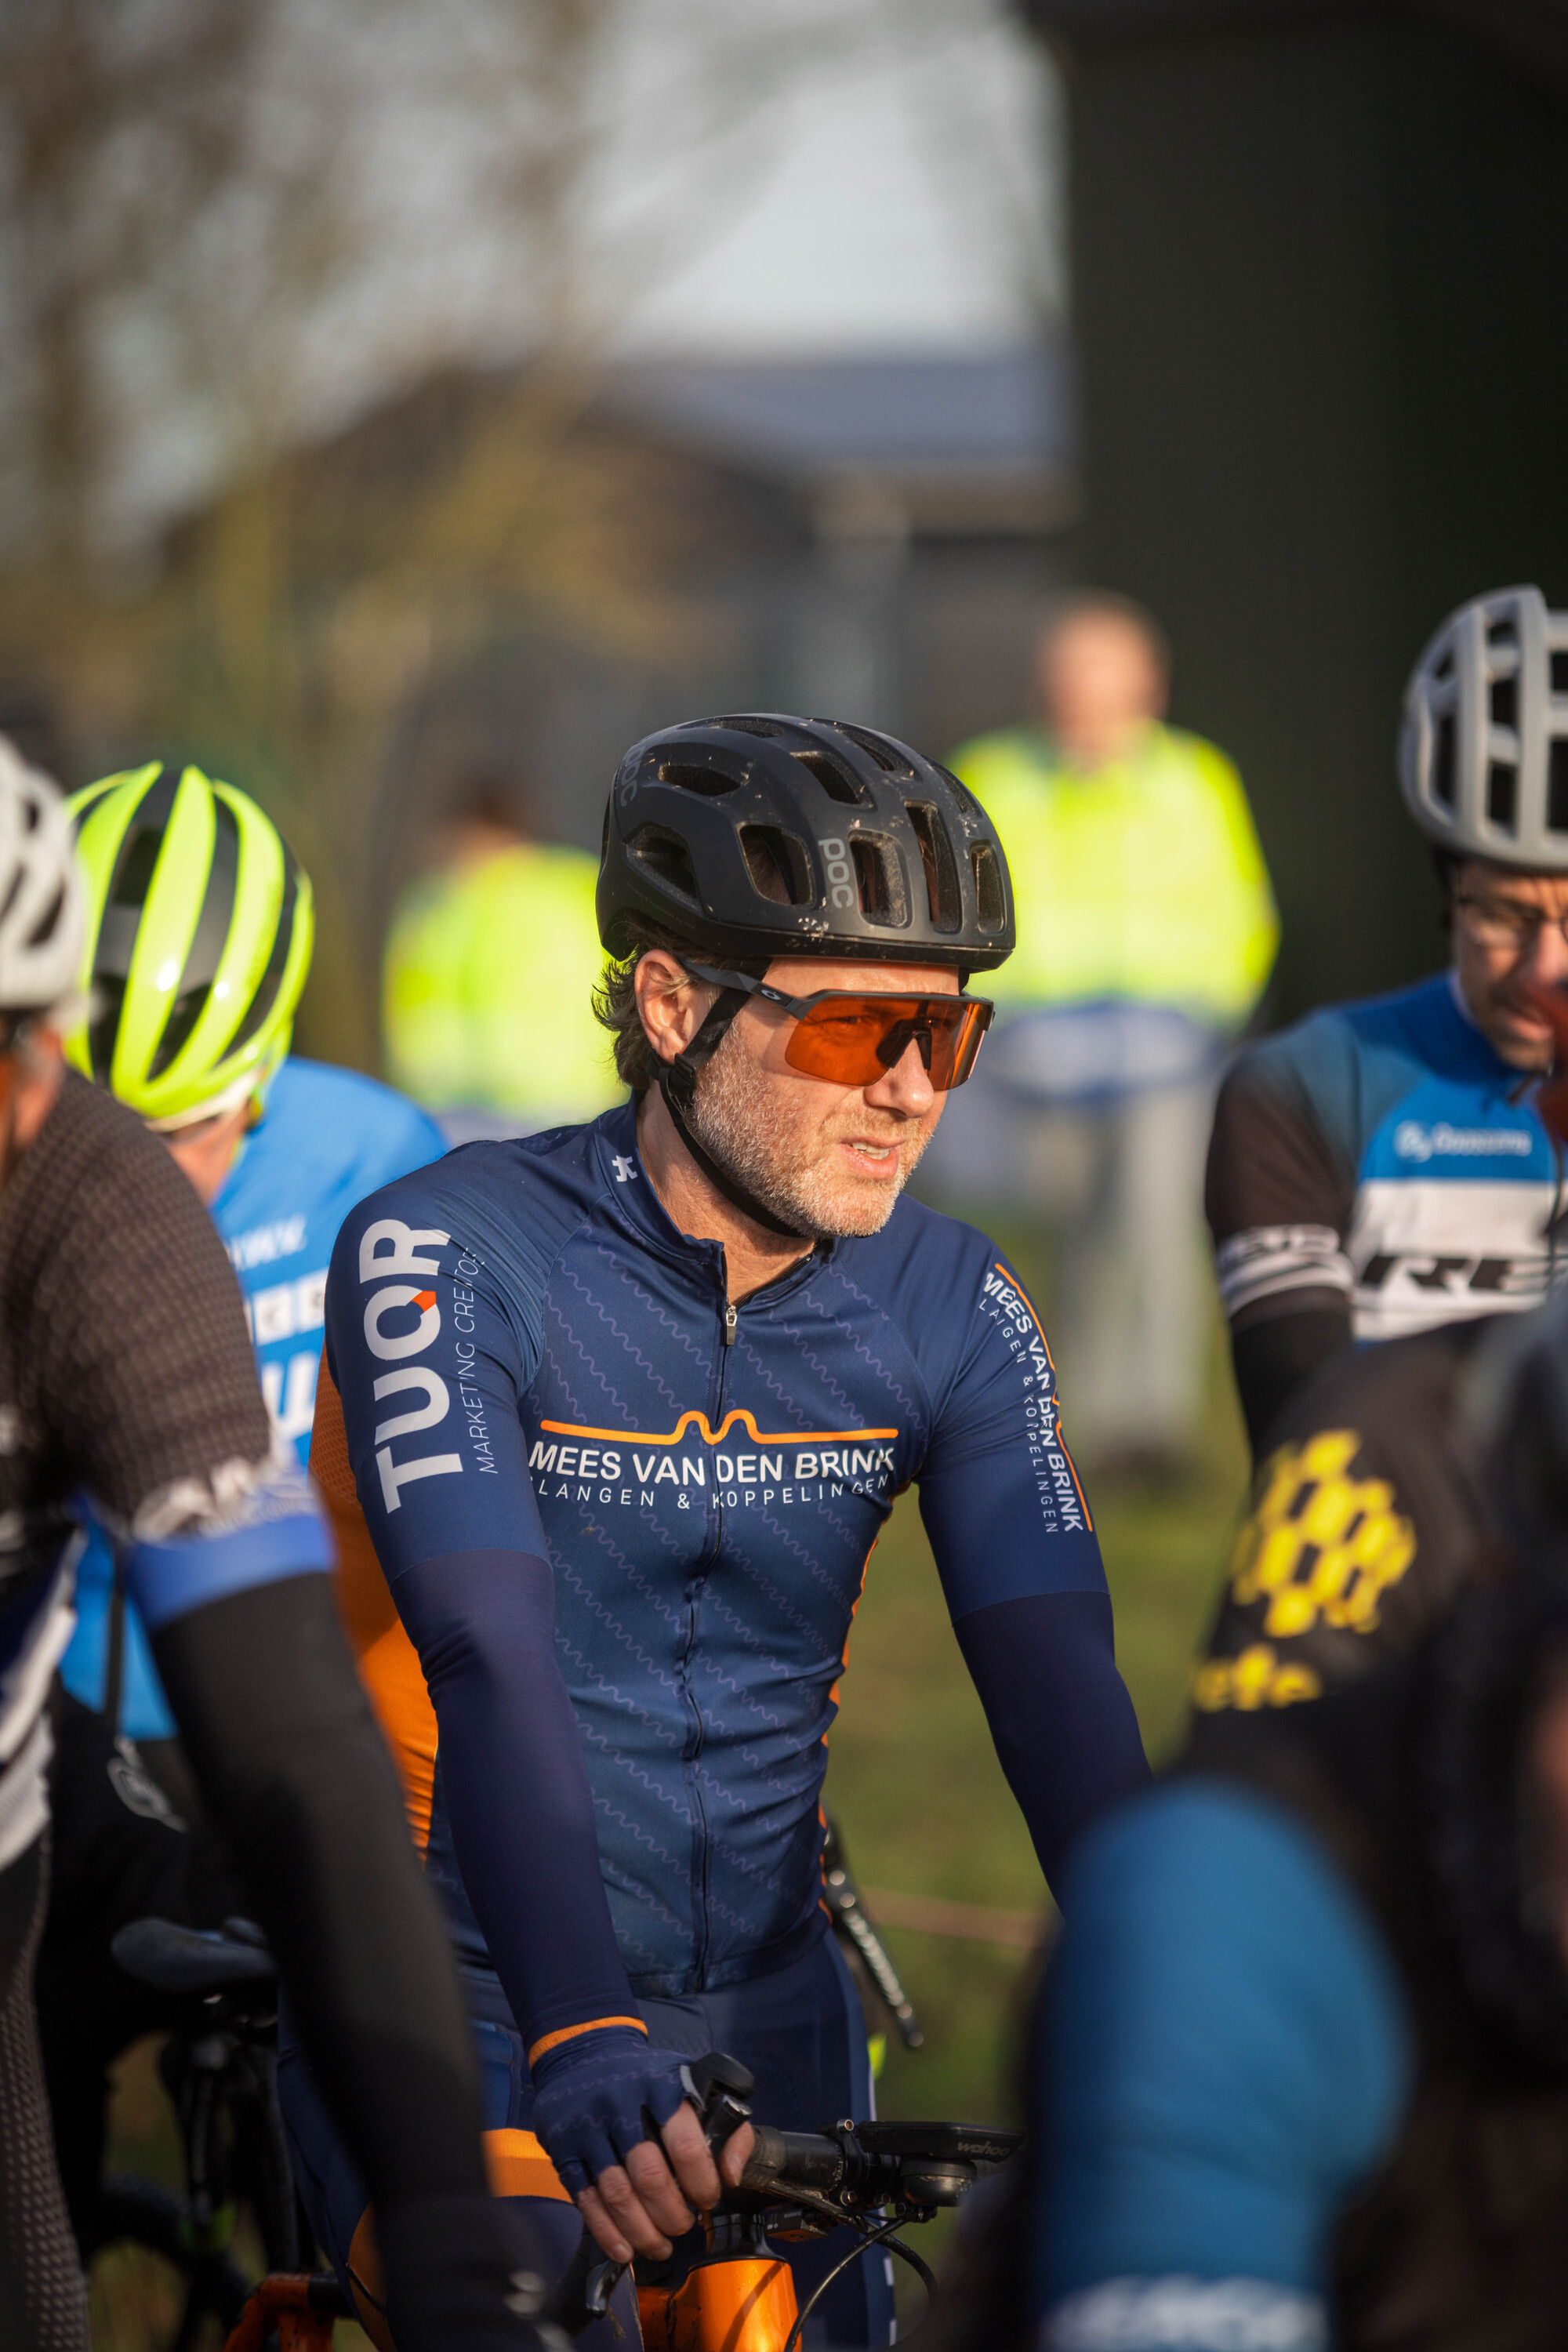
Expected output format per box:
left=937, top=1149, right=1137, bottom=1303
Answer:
left=541, top=2051, right=757, bottom=2338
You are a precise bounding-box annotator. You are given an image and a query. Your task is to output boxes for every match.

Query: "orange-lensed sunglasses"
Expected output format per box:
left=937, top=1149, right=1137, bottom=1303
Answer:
left=681, top=961, right=994, bottom=1091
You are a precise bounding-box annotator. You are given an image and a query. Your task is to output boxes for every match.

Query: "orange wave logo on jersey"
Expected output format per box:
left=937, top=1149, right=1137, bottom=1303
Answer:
left=539, top=1406, right=897, bottom=1448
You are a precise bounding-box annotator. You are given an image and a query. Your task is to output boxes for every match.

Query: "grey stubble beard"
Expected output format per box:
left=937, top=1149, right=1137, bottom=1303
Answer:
left=684, top=1024, right=932, bottom=1240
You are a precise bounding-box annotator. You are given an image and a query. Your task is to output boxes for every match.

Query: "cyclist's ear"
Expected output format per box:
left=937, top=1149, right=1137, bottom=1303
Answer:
left=633, top=950, right=715, bottom=1065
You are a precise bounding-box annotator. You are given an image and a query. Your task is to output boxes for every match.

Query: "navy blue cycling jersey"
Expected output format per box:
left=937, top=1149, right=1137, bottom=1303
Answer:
left=315, top=1098, right=1145, bottom=2053
left=1207, top=971, right=1564, bottom=1342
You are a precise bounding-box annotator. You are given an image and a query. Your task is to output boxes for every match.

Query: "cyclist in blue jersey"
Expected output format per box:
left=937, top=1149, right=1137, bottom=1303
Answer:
left=38, top=760, right=446, bottom=2256
left=0, top=745, right=551, bottom=2352
left=1208, top=585, right=1568, bottom=1457
left=56, top=760, right=445, bottom=1764
left=289, top=714, right=1150, bottom=2350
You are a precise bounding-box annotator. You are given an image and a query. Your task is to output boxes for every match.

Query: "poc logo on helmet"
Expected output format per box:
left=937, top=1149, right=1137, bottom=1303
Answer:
left=818, top=837, right=855, bottom=913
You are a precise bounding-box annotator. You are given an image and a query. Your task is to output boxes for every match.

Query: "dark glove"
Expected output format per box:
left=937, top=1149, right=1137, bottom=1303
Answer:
left=529, top=2025, right=692, bottom=2195
left=379, top=2191, right=564, bottom=2352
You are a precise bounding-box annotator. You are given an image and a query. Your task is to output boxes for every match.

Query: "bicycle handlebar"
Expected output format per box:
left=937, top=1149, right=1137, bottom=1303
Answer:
left=541, top=2049, right=1023, bottom=2339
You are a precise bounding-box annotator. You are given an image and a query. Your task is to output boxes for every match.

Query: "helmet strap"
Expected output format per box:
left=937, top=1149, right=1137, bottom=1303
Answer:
left=655, top=989, right=808, bottom=1241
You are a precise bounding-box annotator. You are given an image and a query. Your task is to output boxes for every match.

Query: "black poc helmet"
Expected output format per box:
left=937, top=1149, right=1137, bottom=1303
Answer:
left=597, top=713, right=1014, bottom=970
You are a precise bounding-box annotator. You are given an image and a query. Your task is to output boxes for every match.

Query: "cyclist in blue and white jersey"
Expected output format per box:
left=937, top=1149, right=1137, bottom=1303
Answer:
left=292, top=714, right=1150, bottom=2350
left=1208, top=585, right=1568, bottom=1457
left=41, top=760, right=445, bottom=2252
left=0, top=746, right=550, bottom=2352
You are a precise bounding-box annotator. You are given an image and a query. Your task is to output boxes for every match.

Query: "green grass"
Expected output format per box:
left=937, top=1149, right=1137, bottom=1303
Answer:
left=92, top=1325, right=1250, bottom=2346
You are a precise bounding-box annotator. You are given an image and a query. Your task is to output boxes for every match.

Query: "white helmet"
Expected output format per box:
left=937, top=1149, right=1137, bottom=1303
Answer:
left=0, top=737, right=84, bottom=1019
left=1400, top=585, right=1568, bottom=870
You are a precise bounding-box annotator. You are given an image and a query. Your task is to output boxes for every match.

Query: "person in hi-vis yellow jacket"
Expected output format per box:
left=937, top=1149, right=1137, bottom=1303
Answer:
left=383, top=796, right=622, bottom=1140
left=921, top=593, right=1278, bottom=1474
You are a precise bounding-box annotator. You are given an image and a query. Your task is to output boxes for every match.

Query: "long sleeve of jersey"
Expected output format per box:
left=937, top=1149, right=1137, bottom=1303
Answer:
left=318, top=1204, right=637, bottom=2055
left=1205, top=1040, right=1358, bottom=1453
left=916, top=1254, right=1148, bottom=1886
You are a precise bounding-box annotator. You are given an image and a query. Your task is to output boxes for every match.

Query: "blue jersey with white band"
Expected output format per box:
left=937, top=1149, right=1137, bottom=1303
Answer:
left=60, top=1059, right=445, bottom=1738
left=1207, top=973, right=1564, bottom=1344
left=315, top=1099, right=1146, bottom=2049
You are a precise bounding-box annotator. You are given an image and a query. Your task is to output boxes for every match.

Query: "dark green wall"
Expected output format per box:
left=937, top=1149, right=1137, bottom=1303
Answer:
left=1045, top=5, right=1568, bottom=1016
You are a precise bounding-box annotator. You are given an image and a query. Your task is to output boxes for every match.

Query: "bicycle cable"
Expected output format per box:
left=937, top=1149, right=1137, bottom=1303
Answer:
left=781, top=2212, right=935, bottom=2352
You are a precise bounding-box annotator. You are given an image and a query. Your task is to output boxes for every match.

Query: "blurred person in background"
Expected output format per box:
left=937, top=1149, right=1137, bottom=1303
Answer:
left=1208, top=585, right=1568, bottom=1465
left=383, top=775, right=621, bottom=1141
left=926, top=593, right=1277, bottom=1477
left=42, top=759, right=447, bottom=2257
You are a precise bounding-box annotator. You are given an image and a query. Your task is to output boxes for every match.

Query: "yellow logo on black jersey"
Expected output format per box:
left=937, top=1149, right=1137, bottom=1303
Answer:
left=1226, top=1428, right=1416, bottom=1640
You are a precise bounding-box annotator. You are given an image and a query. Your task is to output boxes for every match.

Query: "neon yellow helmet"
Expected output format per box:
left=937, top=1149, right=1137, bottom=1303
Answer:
left=63, top=761, right=314, bottom=1127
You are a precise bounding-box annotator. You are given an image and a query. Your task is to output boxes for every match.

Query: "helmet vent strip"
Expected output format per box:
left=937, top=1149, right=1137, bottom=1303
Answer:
left=971, top=842, right=1005, bottom=931
left=739, top=826, right=811, bottom=908
left=630, top=825, right=701, bottom=904
left=1549, top=740, right=1568, bottom=833
left=659, top=760, right=737, bottom=797
left=836, top=723, right=904, bottom=775
left=850, top=837, right=908, bottom=927
left=221, top=861, right=299, bottom=1065
left=1487, top=760, right=1519, bottom=833
left=1432, top=715, right=1457, bottom=810
left=792, top=748, right=866, bottom=807
left=905, top=803, right=962, bottom=931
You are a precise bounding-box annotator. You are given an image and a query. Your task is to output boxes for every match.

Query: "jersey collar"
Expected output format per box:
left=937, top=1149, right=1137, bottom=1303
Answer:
left=590, top=1098, right=837, bottom=1293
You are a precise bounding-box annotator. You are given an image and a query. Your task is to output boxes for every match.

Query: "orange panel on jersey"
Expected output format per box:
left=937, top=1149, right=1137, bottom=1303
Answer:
left=484, top=2128, right=575, bottom=2203
left=313, top=1351, right=437, bottom=1853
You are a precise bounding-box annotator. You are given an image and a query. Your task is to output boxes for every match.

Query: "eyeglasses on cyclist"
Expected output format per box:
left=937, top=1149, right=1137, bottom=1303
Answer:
left=678, top=960, right=993, bottom=1092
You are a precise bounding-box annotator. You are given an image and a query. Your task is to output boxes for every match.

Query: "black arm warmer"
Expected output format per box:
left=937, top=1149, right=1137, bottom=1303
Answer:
left=150, top=1573, right=486, bottom=2211
left=1229, top=1307, right=1354, bottom=1463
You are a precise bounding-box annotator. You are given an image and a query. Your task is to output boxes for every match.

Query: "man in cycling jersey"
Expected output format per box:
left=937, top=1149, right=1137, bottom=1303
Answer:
left=1208, top=583, right=1568, bottom=1457
left=39, top=760, right=450, bottom=2249
left=293, top=715, right=1149, bottom=2348
left=0, top=743, right=552, bottom=2350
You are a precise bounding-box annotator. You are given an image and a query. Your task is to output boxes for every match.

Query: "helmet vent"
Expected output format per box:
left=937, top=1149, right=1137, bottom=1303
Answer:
left=24, top=882, right=64, bottom=953
left=934, top=762, right=980, bottom=818
left=1432, top=715, right=1457, bottom=810
left=630, top=824, right=700, bottom=903
left=1553, top=655, right=1568, bottom=697
left=850, top=837, right=909, bottom=927
left=1488, top=619, right=1517, bottom=647
left=837, top=723, right=906, bottom=776
left=739, top=826, right=811, bottom=907
left=792, top=748, right=867, bottom=807
left=1549, top=741, right=1568, bottom=833
left=711, top=717, right=783, bottom=739
left=659, top=760, right=737, bottom=797
left=1487, top=761, right=1518, bottom=832
left=906, top=804, right=961, bottom=931
left=971, top=842, right=1005, bottom=931
left=220, top=859, right=300, bottom=1069
left=1491, top=677, right=1519, bottom=731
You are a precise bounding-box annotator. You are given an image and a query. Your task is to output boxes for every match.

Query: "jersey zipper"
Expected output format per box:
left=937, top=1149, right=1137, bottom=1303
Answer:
left=687, top=1268, right=734, bottom=1985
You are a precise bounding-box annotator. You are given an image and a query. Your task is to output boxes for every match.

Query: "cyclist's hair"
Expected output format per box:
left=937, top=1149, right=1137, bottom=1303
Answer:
left=593, top=915, right=768, bottom=1098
